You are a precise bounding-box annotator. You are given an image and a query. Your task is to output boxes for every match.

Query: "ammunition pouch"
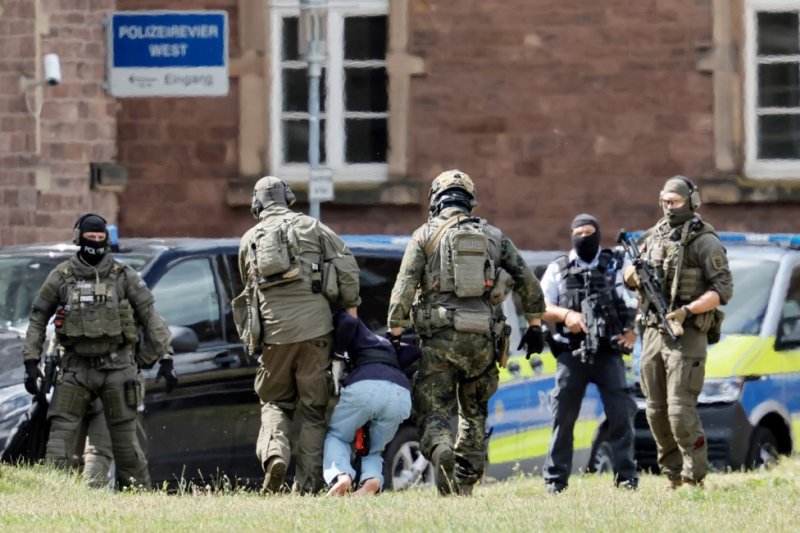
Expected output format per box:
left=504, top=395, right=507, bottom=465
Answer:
left=412, top=306, right=493, bottom=336
left=124, top=379, right=139, bottom=409
left=694, top=309, right=724, bottom=344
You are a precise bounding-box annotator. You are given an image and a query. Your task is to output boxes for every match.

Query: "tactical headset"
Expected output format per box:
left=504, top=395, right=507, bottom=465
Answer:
left=72, top=213, right=108, bottom=245
left=251, top=178, right=297, bottom=217
left=662, top=175, right=701, bottom=211
left=677, top=175, right=702, bottom=211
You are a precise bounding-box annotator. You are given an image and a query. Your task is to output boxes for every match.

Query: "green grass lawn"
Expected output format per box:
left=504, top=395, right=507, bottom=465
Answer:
left=1, top=458, right=799, bottom=532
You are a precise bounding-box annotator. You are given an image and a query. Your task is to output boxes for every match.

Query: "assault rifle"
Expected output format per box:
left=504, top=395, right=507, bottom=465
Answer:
left=572, top=293, right=600, bottom=364
left=616, top=230, right=679, bottom=342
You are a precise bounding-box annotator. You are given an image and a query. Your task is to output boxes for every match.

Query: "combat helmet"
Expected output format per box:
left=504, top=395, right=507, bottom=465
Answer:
left=251, top=175, right=296, bottom=217
left=428, top=169, right=477, bottom=213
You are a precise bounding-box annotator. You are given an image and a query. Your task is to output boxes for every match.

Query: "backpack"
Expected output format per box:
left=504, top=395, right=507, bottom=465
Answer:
left=251, top=215, right=302, bottom=289
left=430, top=216, right=493, bottom=298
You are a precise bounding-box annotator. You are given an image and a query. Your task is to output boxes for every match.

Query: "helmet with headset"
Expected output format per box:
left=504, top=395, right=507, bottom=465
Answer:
left=251, top=176, right=297, bottom=217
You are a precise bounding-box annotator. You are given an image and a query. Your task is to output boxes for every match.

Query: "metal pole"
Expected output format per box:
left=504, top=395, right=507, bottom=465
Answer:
left=308, top=42, right=321, bottom=220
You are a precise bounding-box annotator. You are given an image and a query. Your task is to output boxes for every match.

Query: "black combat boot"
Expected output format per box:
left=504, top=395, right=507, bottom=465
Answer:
left=431, top=444, right=457, bottom=496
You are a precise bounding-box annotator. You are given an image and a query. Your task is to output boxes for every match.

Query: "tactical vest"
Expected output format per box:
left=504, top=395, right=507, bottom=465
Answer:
left=644, top=217, right=714, bottom=308
left=414, top=214, right=504, bottom=337
left=554, top=249, right=630, bottom=345
left=251, top=213, right=303, bottom=290
left=56, top=262, right=139, bottom=356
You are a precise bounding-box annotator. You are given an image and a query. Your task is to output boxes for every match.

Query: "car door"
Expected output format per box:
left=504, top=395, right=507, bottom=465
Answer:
left=143, top=254, right=252, bottom=486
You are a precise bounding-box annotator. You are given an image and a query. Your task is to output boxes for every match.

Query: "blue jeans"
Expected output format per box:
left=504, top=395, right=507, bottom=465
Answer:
left=323, top=380, right=412, bottom=489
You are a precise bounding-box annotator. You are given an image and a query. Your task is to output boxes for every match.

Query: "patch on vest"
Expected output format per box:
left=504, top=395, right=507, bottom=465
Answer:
left=710, top=252, right=726, bottom=271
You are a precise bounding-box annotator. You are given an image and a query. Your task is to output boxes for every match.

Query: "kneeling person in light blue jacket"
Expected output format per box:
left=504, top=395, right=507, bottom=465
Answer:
left=324, top=309, right=420, bottom=496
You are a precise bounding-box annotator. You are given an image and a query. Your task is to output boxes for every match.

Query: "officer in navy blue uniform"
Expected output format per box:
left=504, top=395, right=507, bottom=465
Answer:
left=540, top=214, right=639, bottom=493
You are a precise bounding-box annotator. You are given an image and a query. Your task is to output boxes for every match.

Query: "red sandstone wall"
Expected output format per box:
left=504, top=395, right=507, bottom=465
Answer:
left=0, top=0, right=118, bottom=245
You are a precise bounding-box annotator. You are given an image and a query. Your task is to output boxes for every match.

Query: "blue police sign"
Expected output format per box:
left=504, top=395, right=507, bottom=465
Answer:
left=107, top=11, right=229, bottom=97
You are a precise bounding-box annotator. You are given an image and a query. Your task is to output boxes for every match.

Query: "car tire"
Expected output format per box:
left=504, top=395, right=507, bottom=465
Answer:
left=745, top=426, right=779, bottom=470
left=382, top=425, right=435, bottom=491
left=587, top=435, right=613, bottom=474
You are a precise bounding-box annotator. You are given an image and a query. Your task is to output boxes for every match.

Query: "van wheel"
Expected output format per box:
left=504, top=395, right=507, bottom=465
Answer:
left=745, top=427, right=779, bottom=470
left=382, top=426, right=435, bottom=491
left=587, top=437, right=613, bottom=474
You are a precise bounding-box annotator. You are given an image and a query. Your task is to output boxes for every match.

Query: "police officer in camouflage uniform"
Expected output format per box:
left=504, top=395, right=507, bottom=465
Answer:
left=624, top=177, right=733, bottom=489
left=22, top=214, right=174, bottom=488
left=387, top=170, right=545, bottom=496
left=238, top=176, right=361, bottom=495
left=540, top=214, right=638, bottom=493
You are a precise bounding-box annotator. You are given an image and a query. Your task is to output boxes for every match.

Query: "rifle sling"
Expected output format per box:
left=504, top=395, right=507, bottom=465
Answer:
left=423, top=215, right=464, bottom=257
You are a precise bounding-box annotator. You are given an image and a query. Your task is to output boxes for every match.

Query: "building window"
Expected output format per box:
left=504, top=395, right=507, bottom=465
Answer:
left=270, top=1, right=389, bottom=185
left=745, top=1, right=800, bottom=179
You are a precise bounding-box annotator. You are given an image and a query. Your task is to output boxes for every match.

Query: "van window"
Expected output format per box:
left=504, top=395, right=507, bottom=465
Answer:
left=778, top=265, right=800, bottom=344
left=720, top=256, right=779, bottom=335
left=152, top=258, right=222, bottom=343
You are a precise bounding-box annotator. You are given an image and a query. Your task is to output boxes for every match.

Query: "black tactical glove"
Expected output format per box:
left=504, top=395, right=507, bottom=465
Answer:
left=24, top=359, right=43, bottom=396
left=517, top=325, right=545, bottom=359
left=385, top=331, right=402, bottom=355
left=156, top=357, right=178, bottom=393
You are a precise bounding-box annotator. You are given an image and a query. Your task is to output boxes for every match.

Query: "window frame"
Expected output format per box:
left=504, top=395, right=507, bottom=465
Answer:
left=269, top=0, right=389, bottom=186
left=744, top=0, right=800, bottom=179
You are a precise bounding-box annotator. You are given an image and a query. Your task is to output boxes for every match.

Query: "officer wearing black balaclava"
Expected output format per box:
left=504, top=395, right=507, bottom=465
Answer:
left=75, top=214, right=110, bottom=266
left=571, top=213, right=601, bottom=263
left=538, top=213, right=639, bottom=494
left=22, top=212, right=176, bottom=490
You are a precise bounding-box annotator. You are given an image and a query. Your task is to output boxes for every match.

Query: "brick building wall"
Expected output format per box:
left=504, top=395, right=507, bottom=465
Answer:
left=4, top=1, right=798, bottom=248
left=0, top=0, right=118, bottom=245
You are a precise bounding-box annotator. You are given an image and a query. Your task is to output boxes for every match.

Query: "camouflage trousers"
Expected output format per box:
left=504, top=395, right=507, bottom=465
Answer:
left=640, top=325, right=708, bottom=482
left=254, top=333, right=332, bottom=494
left=47, top=359, right=150, bottom=488
left=414, top=329, right=498, bottom=487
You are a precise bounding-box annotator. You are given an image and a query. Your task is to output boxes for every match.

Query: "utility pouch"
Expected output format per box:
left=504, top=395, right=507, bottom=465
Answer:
left=232, top=285, right=262, bottom=355
left=452, top=309, right=491, bottom=334
left=489, top=267, right=514, bottom=305
left=124, top=379, right=139, bottom=409
left=703, top=309, right=724, bottom=344
left=322, top=261, right=340, bottom=303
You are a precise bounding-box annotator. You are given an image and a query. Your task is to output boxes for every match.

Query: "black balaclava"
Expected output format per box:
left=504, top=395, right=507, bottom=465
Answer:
left=660, top=177, right=695, bottom=227
left=571, top=213, right=601, bottom=263
left=77, top=215, right=109, bottom=266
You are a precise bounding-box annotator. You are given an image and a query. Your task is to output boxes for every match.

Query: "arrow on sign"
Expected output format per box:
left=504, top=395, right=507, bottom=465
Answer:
left=129, top=75, right=157, bottom=84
